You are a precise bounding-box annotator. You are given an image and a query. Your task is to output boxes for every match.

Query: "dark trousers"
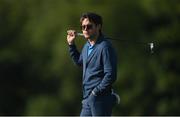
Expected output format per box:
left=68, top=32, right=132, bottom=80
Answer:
left=80, top=93, right=116, bottom=116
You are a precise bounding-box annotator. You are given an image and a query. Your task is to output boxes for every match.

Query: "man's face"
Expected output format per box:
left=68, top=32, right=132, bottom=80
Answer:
left=81, top=18, right=100, bottom=39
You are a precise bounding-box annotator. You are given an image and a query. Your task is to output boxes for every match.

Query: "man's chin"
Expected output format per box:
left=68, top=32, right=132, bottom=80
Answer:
left=84, top=35, right=96, bottom=40
left=84, top=35, right=90, bottom=39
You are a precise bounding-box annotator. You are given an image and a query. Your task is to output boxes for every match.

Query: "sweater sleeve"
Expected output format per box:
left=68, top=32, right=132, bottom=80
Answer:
left=92, top=45, right=117, bottom=95
left=69, top=44, right=83, bottom=67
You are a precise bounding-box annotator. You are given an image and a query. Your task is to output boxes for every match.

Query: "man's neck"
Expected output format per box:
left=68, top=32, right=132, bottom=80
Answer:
left=88, top=34, right=99, bottom=46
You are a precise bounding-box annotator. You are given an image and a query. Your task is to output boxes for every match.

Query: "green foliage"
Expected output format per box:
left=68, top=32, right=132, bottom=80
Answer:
left=0, top=0, right=179, bottom=115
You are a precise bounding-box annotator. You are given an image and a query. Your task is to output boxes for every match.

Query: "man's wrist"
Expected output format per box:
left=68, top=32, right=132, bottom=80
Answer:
left=68, top=42, right=74, bottom=45
left=91, top=90, right=97, bottom=96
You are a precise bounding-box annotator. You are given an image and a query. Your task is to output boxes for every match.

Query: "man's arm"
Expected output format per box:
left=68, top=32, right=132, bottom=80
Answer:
left=69, top=44, right=83, bottom=67
left=92, top=45, right=117, bottom=95
left=67, top=30, right=83, bottom=67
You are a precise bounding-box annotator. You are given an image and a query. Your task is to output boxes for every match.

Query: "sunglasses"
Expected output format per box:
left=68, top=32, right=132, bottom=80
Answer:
left=81, top=24, right=94, bottom=30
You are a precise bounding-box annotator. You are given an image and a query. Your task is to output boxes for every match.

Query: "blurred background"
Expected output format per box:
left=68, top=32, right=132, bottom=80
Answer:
left=0, top=0, right=180, bottom=115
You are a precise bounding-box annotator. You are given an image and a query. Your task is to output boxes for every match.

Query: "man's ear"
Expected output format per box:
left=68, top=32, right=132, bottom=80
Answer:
left=97, top=24, right=102, bottom=30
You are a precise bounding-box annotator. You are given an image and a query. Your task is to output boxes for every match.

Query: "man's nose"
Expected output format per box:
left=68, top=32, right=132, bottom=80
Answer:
left=84, top=26, right=88, bottom=31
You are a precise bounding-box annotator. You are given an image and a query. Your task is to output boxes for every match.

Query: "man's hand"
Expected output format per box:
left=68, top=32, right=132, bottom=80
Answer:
left=67, top=30, right=76, bottom=45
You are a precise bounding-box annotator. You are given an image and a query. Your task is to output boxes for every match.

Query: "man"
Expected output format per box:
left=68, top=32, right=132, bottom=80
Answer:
left=67, top=12, right=119, bottom=116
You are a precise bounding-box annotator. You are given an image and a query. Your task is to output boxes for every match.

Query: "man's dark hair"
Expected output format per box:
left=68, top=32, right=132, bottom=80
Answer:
left=80, top=12, right=103, bottom=34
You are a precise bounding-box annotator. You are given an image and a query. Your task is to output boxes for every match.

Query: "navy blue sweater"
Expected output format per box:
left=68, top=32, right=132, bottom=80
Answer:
left=69, top=35, right=117, bottom=99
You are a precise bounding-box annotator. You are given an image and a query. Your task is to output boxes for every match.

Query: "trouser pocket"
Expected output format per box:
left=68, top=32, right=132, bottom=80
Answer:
left=90, top=94, right=114, bottom=116
left=88, top=93, right=96, bottom=105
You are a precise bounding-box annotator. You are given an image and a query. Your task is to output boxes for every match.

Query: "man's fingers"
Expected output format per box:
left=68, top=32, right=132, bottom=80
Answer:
left=67, top=30, right=76, bottom=35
